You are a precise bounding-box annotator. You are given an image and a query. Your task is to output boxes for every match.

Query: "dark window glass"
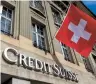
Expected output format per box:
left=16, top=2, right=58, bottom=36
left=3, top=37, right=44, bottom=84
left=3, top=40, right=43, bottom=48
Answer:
left=1, top=6, right=12, bottom=35
left=61, top=43, right=74, bottom=63
left=51, top=8, right=61, bottom=26
left=32, top=23, right=45, bottom=50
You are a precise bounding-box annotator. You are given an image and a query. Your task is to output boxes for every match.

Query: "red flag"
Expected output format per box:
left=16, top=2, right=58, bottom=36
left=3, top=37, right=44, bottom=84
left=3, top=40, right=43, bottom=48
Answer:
left=55, top=4, right=96, bottom=58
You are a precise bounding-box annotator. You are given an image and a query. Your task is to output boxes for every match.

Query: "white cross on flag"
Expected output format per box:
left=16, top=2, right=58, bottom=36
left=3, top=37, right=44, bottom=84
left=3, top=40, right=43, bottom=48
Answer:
left=68, top=19, right=91, bottom=44
left=56, top=4, right=96, bottom=58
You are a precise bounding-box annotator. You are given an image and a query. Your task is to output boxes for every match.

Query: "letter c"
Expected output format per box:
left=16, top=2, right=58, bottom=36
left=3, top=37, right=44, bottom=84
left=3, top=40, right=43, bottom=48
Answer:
left=3, top=47, right=18, bottom=64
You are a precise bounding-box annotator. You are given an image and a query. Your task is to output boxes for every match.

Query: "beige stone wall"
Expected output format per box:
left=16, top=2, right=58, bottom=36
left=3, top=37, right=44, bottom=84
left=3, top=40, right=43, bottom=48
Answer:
left=0, top=34, right=88, bottom=72
left=1, top=38, right=96, bottom=84
left=1, top=1, right=96, bottom=84
left=1, top=0, right=95, bottom=73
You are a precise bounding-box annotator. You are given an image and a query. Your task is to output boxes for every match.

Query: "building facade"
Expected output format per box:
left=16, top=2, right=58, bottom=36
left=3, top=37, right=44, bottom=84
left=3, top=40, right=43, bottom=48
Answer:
left=0, top=1, right=96, bottom=84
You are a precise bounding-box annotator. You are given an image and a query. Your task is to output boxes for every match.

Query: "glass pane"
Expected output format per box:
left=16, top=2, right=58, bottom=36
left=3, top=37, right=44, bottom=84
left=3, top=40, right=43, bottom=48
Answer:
left=7, top=12, right=12, bottom=19
left=38, top=35, right=43, bottom=49
left=38, top=41, right=41, bottom=46
left=32, top=33, right=37, bottom=47
left=1, top=17, right=6, bottom=32
left=37, top=26, right=44, bottom=35
left=6, top=19, right=11, bottom=26
left=41, top=31, right=43, bottom=35
left=5, top=25, right=11, bottom=33
left=40, top=27, right=43, bottom=31
left=38, top=35, right=41, bottom=45
left=2, top=7, right=7, bottom=16
left=5, top=19, right=11, bottom=33
left=64, top=50, right=69, bottom=60
left=40, top=27, right=44, bottom=35
left=8, top=9, right=12, bottom=14
left=37, top=26, right=41, bottom=34
left=38, top=36, right=45, bottom=49
left=32, top=23, right=35, bottom=32
left=7, top=9, right=12, bottom=19
left=6, top=22, right=11, bottom=33
left=42, top=41, right=45, bottom=49
left=2, top=10, right=7, bottom=16
left=1, top=17, right=6, bottom=24
left=41, top=37, right=44, bottom=42
left=32, top=33, right=36, bottom=42
left=1, top=22, right=5, bottom=31
left=52, top=8, right=61, bottom=24
left=37, top=29, right=41, bottom=34
left=64, top=49, right=67, bottom=56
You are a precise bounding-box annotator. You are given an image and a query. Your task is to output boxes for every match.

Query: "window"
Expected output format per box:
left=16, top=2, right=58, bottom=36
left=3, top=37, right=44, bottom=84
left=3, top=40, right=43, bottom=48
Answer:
left=30, top=1, right=45, bottom=16
left=32, top=23, right=45, bottom=50
left=82, top=57, right=94, bottom=73
left=1, top=6, right=13, bottom=35
left=61, top=43, right=74, bottom=63
left=51, top=7, right=61, bottom=26
left=53, top=1, right=70, bottom=13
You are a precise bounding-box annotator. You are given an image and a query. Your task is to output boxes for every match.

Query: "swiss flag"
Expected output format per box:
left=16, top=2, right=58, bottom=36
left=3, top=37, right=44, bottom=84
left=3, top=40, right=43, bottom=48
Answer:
left=55, top=4, right=96, bottom=58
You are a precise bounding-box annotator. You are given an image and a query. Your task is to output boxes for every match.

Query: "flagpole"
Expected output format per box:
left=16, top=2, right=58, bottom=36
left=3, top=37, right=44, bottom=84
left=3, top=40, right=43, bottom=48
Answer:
left=44, top=1, right=56, bottom=55
left=47, top=1, right=79, bottom=65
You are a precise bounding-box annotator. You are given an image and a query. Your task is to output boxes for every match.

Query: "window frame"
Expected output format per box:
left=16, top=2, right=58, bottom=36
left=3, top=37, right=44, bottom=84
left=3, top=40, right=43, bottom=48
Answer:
left=82, top=56, right=94, bottom=73
left=60, top=42, right=67, bottom=57
left=60, top=42, right=70, bottom=60
left=60, top=42, right=74, bottom=63
left=1, top=5, right=13, bottom=35
left=32, top=23, right=46, bottom=50
left=29, top=0, right=45, bottom=17
left=51, top=6, right=62, bottom=26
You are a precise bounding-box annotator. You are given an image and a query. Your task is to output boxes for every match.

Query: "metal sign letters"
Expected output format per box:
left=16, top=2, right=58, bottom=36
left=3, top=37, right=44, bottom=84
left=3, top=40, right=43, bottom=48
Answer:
left=2, top=47, right=78, bottom=82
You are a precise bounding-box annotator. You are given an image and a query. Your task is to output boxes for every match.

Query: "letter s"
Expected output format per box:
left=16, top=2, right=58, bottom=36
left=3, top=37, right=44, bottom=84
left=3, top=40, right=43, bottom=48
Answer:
left=52, top=64, right=60, bottom=76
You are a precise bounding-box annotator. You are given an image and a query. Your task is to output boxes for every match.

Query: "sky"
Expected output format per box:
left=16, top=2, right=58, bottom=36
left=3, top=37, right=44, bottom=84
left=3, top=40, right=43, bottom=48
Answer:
left=82, top=1, right=96, bottom=15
